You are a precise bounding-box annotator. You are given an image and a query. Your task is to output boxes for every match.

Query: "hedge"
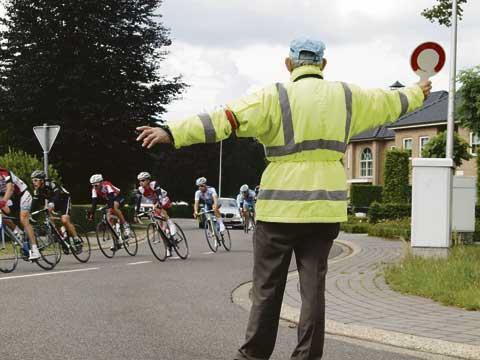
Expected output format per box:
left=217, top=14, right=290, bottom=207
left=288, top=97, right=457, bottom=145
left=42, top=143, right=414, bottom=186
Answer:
left=368, top=220, right=411, bottom=241
left=350, top=185, right=382, bottom=209
left=369, top=202, right=411, bottom=224
left=383, top=149, right=410, bottom=204
left=340, top=222, right=370, bottom=234
left=70, top=203, right=194, bottom=232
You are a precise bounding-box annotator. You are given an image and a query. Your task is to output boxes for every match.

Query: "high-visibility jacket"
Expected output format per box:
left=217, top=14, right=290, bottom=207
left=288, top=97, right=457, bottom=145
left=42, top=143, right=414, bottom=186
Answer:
left=169, top=65, right=424, bottom=223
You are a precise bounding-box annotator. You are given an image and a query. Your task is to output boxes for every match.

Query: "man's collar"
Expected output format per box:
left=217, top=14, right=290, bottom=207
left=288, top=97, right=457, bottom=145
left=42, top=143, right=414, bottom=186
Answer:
left=290, top=65, right=323, bottom=82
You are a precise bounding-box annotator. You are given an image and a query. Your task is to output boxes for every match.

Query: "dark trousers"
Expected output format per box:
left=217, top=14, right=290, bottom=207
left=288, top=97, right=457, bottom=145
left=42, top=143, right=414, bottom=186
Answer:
left=236, top=221, right=339, bottom=360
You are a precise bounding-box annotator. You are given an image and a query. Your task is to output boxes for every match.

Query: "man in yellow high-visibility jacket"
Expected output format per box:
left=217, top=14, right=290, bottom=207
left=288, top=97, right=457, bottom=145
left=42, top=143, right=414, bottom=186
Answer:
left=137, top=37, right=431, bottom=360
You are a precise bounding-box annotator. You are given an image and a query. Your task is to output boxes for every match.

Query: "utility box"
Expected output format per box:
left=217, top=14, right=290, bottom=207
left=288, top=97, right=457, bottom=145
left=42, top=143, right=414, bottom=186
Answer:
left=411, top=158, right=454, bottom=249
left=452, top=176, right=476, bottom=232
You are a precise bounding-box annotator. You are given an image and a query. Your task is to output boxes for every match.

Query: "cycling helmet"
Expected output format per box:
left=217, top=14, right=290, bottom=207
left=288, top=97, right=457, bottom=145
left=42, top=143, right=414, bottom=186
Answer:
left=195, top=177, right=207, bottom=186
left=137, top=172, right=151, bottom=181
left=90, top=174, right=103, bottom=184
left=31, top=170, right=46, bottom=180
left=240, top=184, right=249, bottom=193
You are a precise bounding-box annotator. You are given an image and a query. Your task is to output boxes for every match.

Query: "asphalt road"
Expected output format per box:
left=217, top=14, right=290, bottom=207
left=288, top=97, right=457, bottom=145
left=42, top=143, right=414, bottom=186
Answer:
left=0, top=220, right=451, bottom=360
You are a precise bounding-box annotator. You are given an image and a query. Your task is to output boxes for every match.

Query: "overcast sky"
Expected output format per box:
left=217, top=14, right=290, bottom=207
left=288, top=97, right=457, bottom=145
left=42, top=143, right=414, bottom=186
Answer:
left=158, top=0, right=480, bottom=120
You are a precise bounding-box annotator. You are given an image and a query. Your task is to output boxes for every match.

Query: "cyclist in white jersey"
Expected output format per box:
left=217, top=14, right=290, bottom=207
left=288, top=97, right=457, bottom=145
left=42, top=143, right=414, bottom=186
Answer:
left=193, top=177, right=225, bottom=233
left=0, top=167, right=40, bottom=259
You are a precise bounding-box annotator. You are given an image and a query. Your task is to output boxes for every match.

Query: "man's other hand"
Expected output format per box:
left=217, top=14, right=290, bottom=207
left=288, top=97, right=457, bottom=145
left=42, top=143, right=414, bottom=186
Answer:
left=136, top=126, right=172, bottom=149
left=418, top=80, right=432, bottom=99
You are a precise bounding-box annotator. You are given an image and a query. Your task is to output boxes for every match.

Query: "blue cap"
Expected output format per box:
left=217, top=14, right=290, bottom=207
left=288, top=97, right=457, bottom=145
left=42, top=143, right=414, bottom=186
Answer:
left=289, top=37, right=325, bottom=63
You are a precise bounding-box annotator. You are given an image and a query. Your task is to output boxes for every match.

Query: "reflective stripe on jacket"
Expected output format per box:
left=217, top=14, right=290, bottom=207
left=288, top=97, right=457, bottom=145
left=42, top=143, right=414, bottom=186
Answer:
left=169, top=65, right=425, bottom=223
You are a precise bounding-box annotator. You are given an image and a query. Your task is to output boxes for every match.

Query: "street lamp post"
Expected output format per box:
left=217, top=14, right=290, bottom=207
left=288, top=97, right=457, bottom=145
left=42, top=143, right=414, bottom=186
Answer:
left=218, top=141, right=223, bottom=197
left=446, top=0, right=458, bottom=159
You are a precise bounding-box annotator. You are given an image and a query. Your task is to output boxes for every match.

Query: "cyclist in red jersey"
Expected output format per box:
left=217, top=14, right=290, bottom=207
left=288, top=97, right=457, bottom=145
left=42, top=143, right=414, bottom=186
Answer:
left=135, top=172, right=176, bottom=236
left=0, top=167, right=40, bottom=260
left=87, top=174, right=131, bottom=242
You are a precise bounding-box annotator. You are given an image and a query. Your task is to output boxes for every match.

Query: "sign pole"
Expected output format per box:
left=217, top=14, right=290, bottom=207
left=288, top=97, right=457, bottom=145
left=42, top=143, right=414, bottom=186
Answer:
left=43, top=123, right=49, bottom=178
left=446, top=0, right=458, bottom=159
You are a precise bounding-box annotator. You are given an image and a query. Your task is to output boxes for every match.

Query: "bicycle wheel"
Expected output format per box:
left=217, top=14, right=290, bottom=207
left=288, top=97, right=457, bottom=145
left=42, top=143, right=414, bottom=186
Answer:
left=96, top=222, right=116, bottom=258
left=122, top=226, right=138, bottom=256
left=35, top=230, right=61, bottom=270
left=172, top=222, right=189, bottom=260
left=243, top=215, right=249, bottom=234
left=147, top=222, right=167, bottom=261
left=204, top=219, right=218, bottom=253
left=70, top=224, right=91, bottom=263
left=221, top=228, right=232, bottom=252
left=0, top=230, right=19, bottom=273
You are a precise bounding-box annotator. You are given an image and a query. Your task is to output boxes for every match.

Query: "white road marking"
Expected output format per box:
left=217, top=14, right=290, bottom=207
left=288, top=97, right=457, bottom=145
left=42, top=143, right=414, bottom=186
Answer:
left=126, top=261, right=152, bottom=266
left=0, top=267, right=99, bottom=281
left=202, top=251, right=215, bottom=255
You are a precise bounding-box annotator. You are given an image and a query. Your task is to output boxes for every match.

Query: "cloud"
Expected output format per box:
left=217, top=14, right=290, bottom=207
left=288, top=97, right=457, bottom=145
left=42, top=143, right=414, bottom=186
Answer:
left=160, top=0, right=479, bottom=120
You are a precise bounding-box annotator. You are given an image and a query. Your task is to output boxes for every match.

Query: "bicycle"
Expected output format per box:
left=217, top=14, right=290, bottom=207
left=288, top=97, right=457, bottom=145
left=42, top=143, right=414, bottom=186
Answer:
left=94, top=205, right=138, bottom=258
left=31, top=208, right=91, bottom=263
left=138, top=208, right=189, bottom=262
left=242, top=207, right=256, bottom=234
left=0, top=211, right=61, bottom=273
left=197, top=209, right=231, bottom=253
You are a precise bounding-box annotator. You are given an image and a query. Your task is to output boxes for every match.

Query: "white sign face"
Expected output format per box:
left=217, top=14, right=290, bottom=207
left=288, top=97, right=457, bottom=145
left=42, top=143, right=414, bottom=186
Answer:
left=33, top=125, right=61, bottom=153
left=411, top=42, right=446, bottom=81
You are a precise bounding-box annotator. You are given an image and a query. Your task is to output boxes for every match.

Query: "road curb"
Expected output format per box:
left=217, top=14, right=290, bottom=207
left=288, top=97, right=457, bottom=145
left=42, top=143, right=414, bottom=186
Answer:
left=231, top=239, right=480, bottom=360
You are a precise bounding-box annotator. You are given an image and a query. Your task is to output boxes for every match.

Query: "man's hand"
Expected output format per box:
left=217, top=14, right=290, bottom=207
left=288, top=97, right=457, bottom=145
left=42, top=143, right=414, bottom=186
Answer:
left=418, top=80, right=432, bottom=99
left=136, top=126, right=172, bottom=149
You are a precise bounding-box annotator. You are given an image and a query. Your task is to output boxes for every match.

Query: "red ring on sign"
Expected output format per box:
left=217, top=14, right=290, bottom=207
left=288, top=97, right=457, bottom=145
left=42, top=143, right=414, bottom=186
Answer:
left=411, top=42, right=446, bottom=73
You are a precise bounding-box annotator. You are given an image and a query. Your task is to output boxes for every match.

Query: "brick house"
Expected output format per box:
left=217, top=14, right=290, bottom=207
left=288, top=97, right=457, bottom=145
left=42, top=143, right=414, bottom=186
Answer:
left=344, top=82, right=479, bottom=185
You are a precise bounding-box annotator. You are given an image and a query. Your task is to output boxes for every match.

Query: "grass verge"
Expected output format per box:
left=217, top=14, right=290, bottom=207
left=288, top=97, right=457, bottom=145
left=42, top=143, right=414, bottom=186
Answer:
left=385, top=245, right=480, bottom=311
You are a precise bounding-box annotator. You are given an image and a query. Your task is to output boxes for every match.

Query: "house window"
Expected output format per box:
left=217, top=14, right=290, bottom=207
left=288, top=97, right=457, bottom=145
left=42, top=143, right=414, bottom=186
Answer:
left=360, top=148, right=373, bottom=177
left=419, top=136, right=430, bottom=155
left=403, top=138, right=413, bottom=155
left=470, top=133, right=480, bottom=156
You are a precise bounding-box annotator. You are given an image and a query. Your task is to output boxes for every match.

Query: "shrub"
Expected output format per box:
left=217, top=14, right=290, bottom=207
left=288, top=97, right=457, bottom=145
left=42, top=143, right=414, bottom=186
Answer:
left=350, top=185, right=382, bottom=209
left=383, top=149, right=410, bottom=203
left=0, top=148, right=61, bottom=188
left=369, top=202, right=411, bottom=223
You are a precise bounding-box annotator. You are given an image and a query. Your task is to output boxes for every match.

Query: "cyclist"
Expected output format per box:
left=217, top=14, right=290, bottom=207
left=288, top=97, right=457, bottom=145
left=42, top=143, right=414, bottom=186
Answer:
left=135, top=171, right=177, bottom=255
left=0, top=167, right=40, bottom=260
left=87, top=174, right=131, bottom=248
left=31, top=170, right=81, bottom=254
left=237, top=184, right=256, bottom=230
left=193, top=177, right=225, bottom=233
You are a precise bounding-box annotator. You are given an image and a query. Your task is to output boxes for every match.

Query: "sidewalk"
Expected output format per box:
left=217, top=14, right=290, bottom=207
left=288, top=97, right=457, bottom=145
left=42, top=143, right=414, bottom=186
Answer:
left=281, top=233, right=480, bottom=359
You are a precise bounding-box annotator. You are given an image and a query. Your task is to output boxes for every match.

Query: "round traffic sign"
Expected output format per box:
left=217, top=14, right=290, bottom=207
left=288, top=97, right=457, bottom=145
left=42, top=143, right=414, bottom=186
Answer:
left=411, top=42, right=446, bottom=81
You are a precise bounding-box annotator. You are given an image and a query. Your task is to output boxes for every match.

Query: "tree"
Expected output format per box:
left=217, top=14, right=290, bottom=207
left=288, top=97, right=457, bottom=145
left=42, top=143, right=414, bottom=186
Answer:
left=457, top=66, right=480, bottom=133
left=150, top=136, right=266, bottom=202
left=383, top=150, right=410, bottom=204
left=0, top=0, right=186, bottom=200
left=421, top=131, right=472, bottom=167
left=422, top=0, right=468, bottom=26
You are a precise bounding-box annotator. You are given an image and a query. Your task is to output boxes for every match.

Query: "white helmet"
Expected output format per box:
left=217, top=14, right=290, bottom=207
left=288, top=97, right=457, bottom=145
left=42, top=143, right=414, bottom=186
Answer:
left=90, top=174, right=103, bottom=184
left=195, top=177, right=207, bottom=186
left=137, top=172, right=151, bottom=181
left=240, top=184, right=249, bottom=192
